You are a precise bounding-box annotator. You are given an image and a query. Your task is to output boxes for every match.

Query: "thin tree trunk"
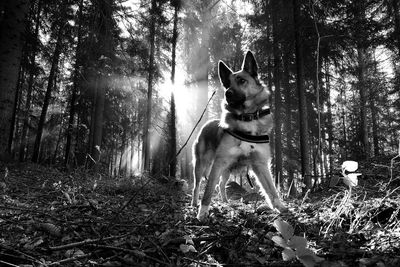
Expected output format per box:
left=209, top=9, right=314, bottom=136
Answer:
left=357, top=46, right=369, bottom=159
left=272, top=0, right=283, bottom=186
left=293, top=0, right=311, bottom=188
left=370, top=58, right=379, bottom=157
left=0, top=0, right=30, bottom=160
left=20, top=0, right=42, bottom=161
left=32, top=18, right=65, bottom=162
left=283, top=51, right=296, bottom=196
left=143, top=0, right=157, bottom=172
left=65, top=0, right=84, bottom=164
left=9, top=65, right=25, bottom=156
left=169, top=0, right=179, bottom=178
left=325, top=60, right=333, bottom=175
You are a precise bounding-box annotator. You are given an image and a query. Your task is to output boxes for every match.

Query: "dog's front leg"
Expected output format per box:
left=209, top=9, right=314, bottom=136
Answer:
left=197, top=158, right=232, bottom=221
left=251, top=152, right=287, bottom=213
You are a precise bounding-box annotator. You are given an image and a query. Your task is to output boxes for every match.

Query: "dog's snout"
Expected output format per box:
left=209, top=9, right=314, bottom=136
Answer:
left=225, top=88, right=245, bottom=107
left=225, top=89, right=234, bottom=100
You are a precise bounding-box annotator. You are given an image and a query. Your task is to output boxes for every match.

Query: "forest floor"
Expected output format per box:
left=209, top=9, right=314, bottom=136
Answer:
left=1, top=162, right=400, bottom=267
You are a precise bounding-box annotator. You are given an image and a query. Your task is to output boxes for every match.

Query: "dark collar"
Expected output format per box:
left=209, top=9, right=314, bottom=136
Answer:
left=224, top=129, right=270, bottom=143
left=232, top=108, right=270, bottom=122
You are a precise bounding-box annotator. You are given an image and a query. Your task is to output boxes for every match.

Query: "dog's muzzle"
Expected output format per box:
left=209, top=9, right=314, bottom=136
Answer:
left=225, top=88, right=245, bottom=108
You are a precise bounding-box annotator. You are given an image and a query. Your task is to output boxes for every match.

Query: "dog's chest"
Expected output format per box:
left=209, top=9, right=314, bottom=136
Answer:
left=229, top=141, right=262, bottom=158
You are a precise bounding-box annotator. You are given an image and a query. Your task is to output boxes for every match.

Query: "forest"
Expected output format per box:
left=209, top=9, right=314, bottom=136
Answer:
left=0, top=0, right=400, bottom=266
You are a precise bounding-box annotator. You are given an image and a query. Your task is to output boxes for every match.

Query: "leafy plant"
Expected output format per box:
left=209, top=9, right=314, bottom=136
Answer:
left=179, top=235, right=197, bottom=254
left=271, top=219, right=323, bottom=267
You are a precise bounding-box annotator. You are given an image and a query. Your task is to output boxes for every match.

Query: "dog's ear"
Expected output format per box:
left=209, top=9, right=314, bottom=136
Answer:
left=242, top=51, right=258, bottom=78
left=218, top=60, right=233, bottom=88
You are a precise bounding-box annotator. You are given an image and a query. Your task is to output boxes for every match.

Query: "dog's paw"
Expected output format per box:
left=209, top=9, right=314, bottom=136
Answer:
left=196, top=205, right=210, bottom=222
left=273, top=200, right=289, bottom=213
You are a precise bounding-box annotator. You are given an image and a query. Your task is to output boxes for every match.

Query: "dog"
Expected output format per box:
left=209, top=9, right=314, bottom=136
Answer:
left=191, top=51, right=288, bottom=221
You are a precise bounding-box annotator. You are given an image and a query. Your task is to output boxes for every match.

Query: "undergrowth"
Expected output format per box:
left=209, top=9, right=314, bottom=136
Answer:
left=0, top=162, right=399, bottom=266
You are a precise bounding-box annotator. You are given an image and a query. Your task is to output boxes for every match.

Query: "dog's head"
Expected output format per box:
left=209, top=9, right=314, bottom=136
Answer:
left=218, top=51, right=269, bottom=113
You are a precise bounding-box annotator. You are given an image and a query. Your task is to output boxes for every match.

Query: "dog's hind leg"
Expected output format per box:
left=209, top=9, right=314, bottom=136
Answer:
left=218, top=170, right=230, bottom=202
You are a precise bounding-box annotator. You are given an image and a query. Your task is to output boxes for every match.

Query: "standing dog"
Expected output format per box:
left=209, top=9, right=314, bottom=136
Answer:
left=191, top=51, right=287, bottom=221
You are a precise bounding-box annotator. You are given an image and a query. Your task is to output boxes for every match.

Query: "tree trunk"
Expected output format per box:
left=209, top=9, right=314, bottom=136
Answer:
left=325, top=60, right=333, bottom=175
left=20, top=0, right=42, bottom=162
left=32, top=17, right=65, bottom=162
left=143, top=0, right=157, bottom=172
left=0, top=0, right=30, bottom=160
left=283, top=51, right=296, bottom=196
left=292, top=0, right=311, bottom=188
left=272, top=0, right=283, bottom=186
left=357, top=46, right=369, bottom=159
left=9, top=65, right=24, bottom=156
left=90, top=0, right=113, bottom=170
left=65, top=0, right=84, bottom=164
left=168, top=0, right=179, bottom=178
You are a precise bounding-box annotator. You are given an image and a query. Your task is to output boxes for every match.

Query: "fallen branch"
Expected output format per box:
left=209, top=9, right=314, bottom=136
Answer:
left=48, top=252, right=94, bottom=266
left=48, top=232, right=132, bottom=251
left=88, top=244, right=169, bottom=266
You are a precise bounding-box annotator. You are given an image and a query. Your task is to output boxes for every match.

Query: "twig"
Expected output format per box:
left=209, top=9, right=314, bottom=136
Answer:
left=0, top=260, right=19, bottom=267
left=48, top=232, right=132, bottom=251
left=88, top=244, right=169, bottom=266
left=0, top=244, right=42, bottom=265
left=48, top=252, right=94, bottom=266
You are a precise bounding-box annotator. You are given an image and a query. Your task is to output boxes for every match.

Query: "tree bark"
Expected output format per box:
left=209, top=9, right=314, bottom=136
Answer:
left=32, top=15, right=65, bottom=162
left=143, top=0, right=157, bottom=172
left=357, top=46, right=369, bottom=159
left=20, top=0, right=42, bottom=161
left=292, top=0, right=311, bottom=188
left=65, top=0, right=84, bottom=164
left=0, top=0, right=30, bottom=160
left=90, top=0, right=113, bottom=170
left=272, top=0, right=283, bottom=186
left=325, top=60, right=333, bottom=175
left=168, top=0, right=180, bottom=178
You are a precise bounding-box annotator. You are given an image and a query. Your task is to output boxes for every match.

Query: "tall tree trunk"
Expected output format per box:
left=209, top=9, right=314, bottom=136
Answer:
left=9, top=65, right=25, bottom=156
left=65, top=0, right=84, bottom=164
left=0, top=0, right=30, bottom=160
left=272, top=0, right=283, bottom=186
left=357, top=45, right=369, bottom=159
left=168, top=0, right=180, bottom=178
left=32, top=18, right=65, bottom=162
left=283, top=50, right=296, bottom=196
left=143, top=0, right=157, bottom=172
left=90, top=0, right=113, bottom=170
left=340, top=81, right=348, bottom=161
left=293, top=0, right=311, bottom=188
left=325, top=60, right=333, bottom=175
left=20, top=0, right=42, bottom=162
left=370, top=58, right=379, bottom=157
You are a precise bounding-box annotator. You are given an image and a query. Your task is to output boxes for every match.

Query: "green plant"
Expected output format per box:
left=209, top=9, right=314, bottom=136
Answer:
left=271, top=219, right=323, bottom=267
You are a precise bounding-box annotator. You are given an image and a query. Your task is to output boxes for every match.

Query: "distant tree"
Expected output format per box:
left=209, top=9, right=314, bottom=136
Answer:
left=32, top=2, right=68, bottom=162
left=142, top=0, right=157, bottom=172
left=0, top=0, right=30, bottom=160
left=293, top=0, right=311, bottom=188
left=90, top=0, right=115, bottom=170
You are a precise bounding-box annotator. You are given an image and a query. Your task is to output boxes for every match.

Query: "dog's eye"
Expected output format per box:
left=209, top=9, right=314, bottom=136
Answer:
left=237, top=77, right=246, bottom=84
